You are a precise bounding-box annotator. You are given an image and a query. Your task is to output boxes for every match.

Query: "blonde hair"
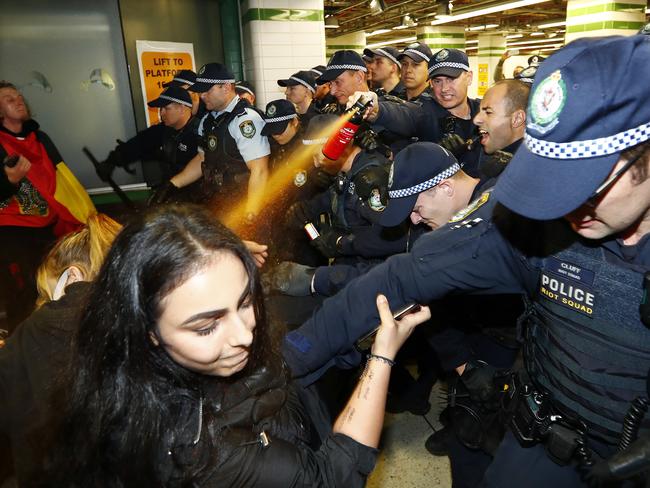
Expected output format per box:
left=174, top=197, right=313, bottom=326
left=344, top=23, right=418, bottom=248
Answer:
left=36, top=213, right=122, bottom=305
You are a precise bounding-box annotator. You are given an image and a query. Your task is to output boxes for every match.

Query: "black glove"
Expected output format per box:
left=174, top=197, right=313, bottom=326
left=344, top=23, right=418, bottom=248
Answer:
left=261, top=261, right=315, bottom=296
left=286, top=201, right=315, bottom=230
left=584, top=435, right=650, bottom=488
left=440, top=133, right=469, bottom=159
left=481, top=150, right=513, bottom=179
left=147, top=180, right=179, bottom=206
left=310, top=224, right=344, bottom=258
left=95, top=149, right=126, bottom=182
left=460, top=360, right=499, bottom=406
left=352, top=165, right=389, bottom=208
left=313, top=169, right=336, bottom=190
left=354, top=128, right=379, bottom=152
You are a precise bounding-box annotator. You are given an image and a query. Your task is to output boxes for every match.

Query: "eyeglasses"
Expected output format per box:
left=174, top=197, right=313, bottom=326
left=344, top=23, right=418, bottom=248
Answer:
left=585, top=150, right=644, bottom=206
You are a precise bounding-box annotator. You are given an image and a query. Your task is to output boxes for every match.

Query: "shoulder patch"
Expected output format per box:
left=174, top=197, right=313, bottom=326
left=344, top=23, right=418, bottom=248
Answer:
left=239, top=120, right=256, bottom=139
left=449, top=191, right=490, bottom=223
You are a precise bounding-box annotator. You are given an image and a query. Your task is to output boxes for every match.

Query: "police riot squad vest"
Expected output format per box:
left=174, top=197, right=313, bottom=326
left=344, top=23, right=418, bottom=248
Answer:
left=329, top=152, right=387, bottom=230
left=524, top=223, right=650, bottom=444
left=200, top=99, right=251, bottom=190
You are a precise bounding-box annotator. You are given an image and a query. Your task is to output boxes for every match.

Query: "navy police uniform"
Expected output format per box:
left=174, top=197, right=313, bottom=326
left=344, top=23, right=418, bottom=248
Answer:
left=284, top=35, right=650, bottom=486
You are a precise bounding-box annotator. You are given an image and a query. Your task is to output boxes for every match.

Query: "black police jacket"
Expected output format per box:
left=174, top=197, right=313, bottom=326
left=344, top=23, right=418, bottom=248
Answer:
left=374, top=93, right=482, bottom=173
left=113, top=119, right=199, bottom=179
left=282, top=191, right=650, bottom=447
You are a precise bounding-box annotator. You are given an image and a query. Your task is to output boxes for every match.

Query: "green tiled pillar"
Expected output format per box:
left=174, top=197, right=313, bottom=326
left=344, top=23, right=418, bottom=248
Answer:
left=416, top=26, right=466, bottom=54
left=565, top=0, right=646, bottom=43
left=220, top=0, right=243, bottom=81
left=326, top=31, right=366, bottom=59
left=239, top=0, right=326, bottom=108
left=477, top=34, right=506, bottom=97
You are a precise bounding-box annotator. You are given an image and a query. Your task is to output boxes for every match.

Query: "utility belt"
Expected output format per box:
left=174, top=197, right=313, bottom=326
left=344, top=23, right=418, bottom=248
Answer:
left=501, top=369, right=597, bottom=467
left=201, top=162, right=248, bottom=194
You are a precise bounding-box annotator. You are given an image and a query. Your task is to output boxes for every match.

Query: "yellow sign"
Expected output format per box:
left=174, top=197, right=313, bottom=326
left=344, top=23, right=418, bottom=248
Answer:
left=478, top=63, right=489, bottom=97
left=136, top=41, right=195, bottom=126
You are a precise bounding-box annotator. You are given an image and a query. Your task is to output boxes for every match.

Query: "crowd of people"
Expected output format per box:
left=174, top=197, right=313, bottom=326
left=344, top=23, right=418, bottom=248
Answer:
left=1, top=28, right=649, bottom=488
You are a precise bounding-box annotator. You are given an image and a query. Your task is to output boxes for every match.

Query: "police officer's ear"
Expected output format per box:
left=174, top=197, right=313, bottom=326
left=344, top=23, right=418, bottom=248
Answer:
left=464, top=71, right=473, bottom=87
left=511, top=109, right=526, bottom=129
left=438, top=180, right=454, bottom=197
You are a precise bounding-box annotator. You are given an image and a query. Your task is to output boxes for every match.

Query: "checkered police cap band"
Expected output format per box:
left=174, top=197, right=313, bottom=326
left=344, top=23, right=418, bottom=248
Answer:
left=375, top=48, right=401, bottom=68
left=173, top=77, right=194, bottom=85
left=236, top=85, right=255, bottom=96
left=525, top=120, right=650, bottom=159
left=404, top=49, right=430, bottom=63
left=327, top=64, right=368, bottom=72
left=265, top=113, right=298, bottom=123
left=290, top=76, right=315, bottom=93
left=517, top=77, right=534, bottom=84
left=159, top=95, right=193, bottom=108
left=196, top=77, right=236, bottom=84
left=388, top=162, right=461, bottom=198
left=302, top=137, right=329, bottom=145
left=428, top=62, right=470, bottom=75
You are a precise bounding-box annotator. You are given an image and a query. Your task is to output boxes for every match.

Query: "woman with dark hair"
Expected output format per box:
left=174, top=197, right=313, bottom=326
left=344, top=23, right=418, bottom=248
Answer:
left=42, top=204, right=430, bottom=487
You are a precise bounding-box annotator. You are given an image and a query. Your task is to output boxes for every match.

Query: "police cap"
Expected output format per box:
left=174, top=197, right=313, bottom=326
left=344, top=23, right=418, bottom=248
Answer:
left=261, top=99, right=297, bottom=136
left=428, top=48, right=470, bottom=79
left=363, top=47, right=402, bottom=68
left=494, top=35, right=650, bottom=220
left=316, top=51, right=368, bottom=85
left=147, top=85, right=193, bottom=109
left=162, top=69, right=197, bottom=88
left=380, top=142, right=460, bottom=227
left=397, top=42, right=433, bottom=64
left=277, top=71, right=316, bottom=93
left=301, top=114, right=338, bottom=146
left=235, top=81, right=256, bottom=98
left=190, top=63, right=236, bottom=93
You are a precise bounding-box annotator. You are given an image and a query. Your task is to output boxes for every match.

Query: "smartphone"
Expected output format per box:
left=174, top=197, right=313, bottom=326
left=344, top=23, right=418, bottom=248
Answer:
left=304, top=222, right=320, bottom=240
left=355, top=302, right=422, bottom=351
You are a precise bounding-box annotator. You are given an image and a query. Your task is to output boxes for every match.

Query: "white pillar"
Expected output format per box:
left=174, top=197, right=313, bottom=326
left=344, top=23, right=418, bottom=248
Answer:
left=477, top=34, right=506, bottom=97
left=416, top=25, right=466, bottom=55
left=240, top=0, right=327, bottom=108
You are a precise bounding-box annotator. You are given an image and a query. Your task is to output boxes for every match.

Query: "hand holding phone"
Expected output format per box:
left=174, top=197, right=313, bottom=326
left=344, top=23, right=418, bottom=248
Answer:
left=356, top=302, right=421, bottom=351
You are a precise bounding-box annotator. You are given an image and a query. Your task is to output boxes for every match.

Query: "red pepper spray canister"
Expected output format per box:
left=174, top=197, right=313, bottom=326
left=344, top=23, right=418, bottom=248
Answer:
left=321, top=95, right=373, bottom=161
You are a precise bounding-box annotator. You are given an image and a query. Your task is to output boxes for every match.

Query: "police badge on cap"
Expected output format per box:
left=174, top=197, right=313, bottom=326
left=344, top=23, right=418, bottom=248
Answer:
left=528, top=70, right=566, bottom=135
left=267, top=105, right=277, bottom=117
left=435, top=49, right=450, bottom=61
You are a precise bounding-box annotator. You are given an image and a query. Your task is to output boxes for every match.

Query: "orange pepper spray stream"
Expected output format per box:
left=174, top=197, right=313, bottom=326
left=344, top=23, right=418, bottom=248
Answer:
left=219, top=111, right=356, bottom=236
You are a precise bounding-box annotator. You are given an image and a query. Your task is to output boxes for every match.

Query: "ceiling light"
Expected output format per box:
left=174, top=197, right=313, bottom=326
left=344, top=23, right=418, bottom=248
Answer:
left=325, top=16, right=339, bottom=29
left=366, top=28, right=392, bottom=37
left=530, top=32, right=545, bottom=36
left=507, top=37, right=564, bottom=46
left=465, top=39, right=479, bottom=44
left=366, top=36, right=417, bottom=49
left=465, top=45, right=478, bottom=50
left=467, top=23, right=499, bottom=31
left=506, top=33, right=524, bottom=39
left=430, top=0, right=551, bottom=26
left=538, top=20, right=566, bottom=29
left=513, top=42, right=563, bottom=50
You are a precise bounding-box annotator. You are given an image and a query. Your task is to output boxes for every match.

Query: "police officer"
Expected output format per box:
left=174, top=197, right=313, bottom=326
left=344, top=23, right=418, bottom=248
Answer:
left=363, top=47, right=406, bottom=99
left=361, top=48, right=482, bottom=174
left=235, top=81, right=257, bottom=107
left=283, top=35, right=650, bottom=486
left=315, top=51, right=371, bottom=114
left=472, top=79, right=530, bottom=182
left=98, top=85, right=200, bottom=201
left=161, top=69, right=204, bottom=117
left=277, top=71, right=318, bottom=125
left=309, top=65, right=337, bottom=113
left=397, top=42, right=433, bottom=102
left=285, top=126, right=393, bottom=263
left=164, top=63, right=270, bottom=221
